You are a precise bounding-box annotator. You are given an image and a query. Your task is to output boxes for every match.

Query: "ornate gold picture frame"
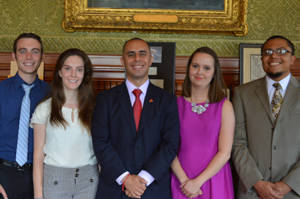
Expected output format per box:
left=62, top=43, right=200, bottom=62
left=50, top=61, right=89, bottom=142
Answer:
left=63, top=0, right=248, bottom=36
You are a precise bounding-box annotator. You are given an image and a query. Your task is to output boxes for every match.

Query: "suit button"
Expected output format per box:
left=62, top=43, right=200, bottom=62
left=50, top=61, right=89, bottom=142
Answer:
left=90, top=178, right=94, bottom=182
left=273, top=145, right=277, bottom=150
left=76, top=168, right=79, bottom=172
left=53, top=181, right=58, bottom=185
left=75, top=174, right=79, bottom=177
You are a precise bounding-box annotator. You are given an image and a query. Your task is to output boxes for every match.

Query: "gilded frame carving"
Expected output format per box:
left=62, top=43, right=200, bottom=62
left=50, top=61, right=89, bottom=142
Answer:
left=63, top=0, right=248, bottom=36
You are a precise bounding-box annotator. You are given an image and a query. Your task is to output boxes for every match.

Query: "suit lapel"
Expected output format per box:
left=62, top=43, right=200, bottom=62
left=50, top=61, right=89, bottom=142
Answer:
left=138, top=83, right=157, bottom=133
left=255, top=77, right=274, bottom=124
left=276, top=76, right=299, bottom=123
left=119, top=83, right=136, bottom=132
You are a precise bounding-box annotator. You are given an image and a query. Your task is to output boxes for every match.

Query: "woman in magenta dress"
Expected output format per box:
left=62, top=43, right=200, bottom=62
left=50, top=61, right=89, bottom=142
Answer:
left=171, top=47, right=235, bottom=199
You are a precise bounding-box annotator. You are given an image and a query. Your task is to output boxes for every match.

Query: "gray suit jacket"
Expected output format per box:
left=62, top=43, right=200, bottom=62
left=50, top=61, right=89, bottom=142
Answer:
left=232, top=76, right=300, bottom=199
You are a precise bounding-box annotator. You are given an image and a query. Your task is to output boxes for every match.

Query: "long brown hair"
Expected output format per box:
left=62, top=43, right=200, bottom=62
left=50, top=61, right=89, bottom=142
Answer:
left=182, top=47, right=226, bottom=103
left=49, top=48, right=94, bottom=131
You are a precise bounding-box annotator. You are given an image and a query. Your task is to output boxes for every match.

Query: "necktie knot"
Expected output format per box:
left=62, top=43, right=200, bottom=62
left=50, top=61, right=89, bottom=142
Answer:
left=133, top=89, right=142, bottom=98
left=273, top=83, right=282, bottom=90
left=22, top=84, right=34, bottom=95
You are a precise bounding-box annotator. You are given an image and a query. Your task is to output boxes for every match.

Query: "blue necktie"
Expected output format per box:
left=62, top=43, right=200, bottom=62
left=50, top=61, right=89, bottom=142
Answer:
left=16, top=84, right=34, bottom=166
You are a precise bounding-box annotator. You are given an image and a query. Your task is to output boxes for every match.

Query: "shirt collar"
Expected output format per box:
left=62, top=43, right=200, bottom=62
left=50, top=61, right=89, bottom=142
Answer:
left=126, top=79, right=150, bottom=95
left=266, top=74, right=291, bottom=91
left=13, top=72, right=40, bottom=89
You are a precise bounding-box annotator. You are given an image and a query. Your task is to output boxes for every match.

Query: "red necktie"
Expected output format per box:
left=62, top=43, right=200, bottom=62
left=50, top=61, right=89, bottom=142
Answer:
left=133, top=89, right=142, bottom=131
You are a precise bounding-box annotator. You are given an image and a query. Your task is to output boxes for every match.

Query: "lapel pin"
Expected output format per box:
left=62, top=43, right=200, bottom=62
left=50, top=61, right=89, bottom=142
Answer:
left=149, top=99, right=154, bottom=103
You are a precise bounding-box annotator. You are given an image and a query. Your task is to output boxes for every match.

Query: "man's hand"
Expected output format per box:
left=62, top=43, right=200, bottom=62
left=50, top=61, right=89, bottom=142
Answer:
left=124, top=175, right=147, bottom=198
left=273, top=181, right=291, bottom=197
left=0, top=184, right=8, bottom=199
left=254, top=180, right=283, bottom=199
left=180, top=179, right=202, bottom=199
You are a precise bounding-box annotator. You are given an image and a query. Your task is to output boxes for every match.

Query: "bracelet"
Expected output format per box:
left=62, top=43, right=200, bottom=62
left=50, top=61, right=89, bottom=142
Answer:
left=122, top=174, right=130, bottom=192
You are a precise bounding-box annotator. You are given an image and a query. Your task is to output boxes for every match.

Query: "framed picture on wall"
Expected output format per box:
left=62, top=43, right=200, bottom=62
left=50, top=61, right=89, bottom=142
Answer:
left=64, top=0, right=248, bottom=36
left=239, top=43, right=264, bottom=84
left=148, top=42, right=176, bottom=94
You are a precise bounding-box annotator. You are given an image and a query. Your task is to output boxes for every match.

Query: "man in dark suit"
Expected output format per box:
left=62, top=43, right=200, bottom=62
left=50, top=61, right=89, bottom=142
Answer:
left=92, top=38, right=180, bottom=199
left=232, top=35, right=300, bottom=198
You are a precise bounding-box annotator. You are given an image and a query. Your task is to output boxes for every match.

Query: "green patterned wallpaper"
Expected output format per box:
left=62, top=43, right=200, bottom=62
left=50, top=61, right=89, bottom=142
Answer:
left=0, top=0, right=299, bottom=57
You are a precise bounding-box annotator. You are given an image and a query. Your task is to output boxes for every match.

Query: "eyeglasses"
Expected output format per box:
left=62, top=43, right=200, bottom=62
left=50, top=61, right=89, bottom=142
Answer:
left=262, top=48, right=291, bottom=56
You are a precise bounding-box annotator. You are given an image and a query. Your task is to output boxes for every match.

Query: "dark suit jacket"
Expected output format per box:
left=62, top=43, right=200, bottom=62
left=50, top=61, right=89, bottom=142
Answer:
left=92, top=82, right=180, bottom=199
left=232, top=76, right=300, bottom=199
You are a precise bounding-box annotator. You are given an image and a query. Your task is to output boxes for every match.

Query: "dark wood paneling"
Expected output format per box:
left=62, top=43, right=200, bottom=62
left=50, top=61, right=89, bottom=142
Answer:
left=1, top=53, right=299, bottom=96
left=0, top=52, right=11, bottom=79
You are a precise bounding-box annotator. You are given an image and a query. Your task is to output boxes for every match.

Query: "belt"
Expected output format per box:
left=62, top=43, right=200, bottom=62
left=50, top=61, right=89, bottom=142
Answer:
left=0, top=159, right=32, bottom=171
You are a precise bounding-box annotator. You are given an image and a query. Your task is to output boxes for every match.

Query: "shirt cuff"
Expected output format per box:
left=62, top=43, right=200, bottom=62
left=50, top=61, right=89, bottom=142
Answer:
left=116, top=171, right=130, bottom=185
left=138, top=170, right=155, bottom=186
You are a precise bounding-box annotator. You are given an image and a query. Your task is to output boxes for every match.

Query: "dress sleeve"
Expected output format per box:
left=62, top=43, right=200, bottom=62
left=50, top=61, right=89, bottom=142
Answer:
left=30, top=99, right=50, bottom=127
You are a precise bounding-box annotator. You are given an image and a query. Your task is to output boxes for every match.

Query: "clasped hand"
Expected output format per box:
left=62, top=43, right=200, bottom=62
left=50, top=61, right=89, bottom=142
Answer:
left=180, top=179, right=203, bottom=199
left=124, top=175, right=147, bottom=198
left=254, top=180, right=291, bottom=199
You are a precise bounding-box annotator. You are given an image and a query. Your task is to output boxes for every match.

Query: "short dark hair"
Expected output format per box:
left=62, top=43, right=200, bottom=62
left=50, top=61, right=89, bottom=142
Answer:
left=122, top=37, right=151, bottom=54
left=13, top=33, right=43, bottom=54
left=182, top=47, right=227, bottom=103
left=261, top=35, right=295, bottom=55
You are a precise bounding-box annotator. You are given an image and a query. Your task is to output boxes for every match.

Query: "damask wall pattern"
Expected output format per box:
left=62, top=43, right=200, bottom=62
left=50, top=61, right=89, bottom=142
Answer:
left=0, top=0, right=299, bottom=57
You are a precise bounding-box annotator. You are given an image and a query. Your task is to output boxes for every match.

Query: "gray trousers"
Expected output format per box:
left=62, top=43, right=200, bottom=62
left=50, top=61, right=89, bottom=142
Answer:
left=43, top=164, right=99, bottom=199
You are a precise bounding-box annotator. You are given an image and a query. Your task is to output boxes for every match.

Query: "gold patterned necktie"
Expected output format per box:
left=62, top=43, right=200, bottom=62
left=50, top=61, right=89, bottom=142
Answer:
left=271, top=83, right=283, bottom=119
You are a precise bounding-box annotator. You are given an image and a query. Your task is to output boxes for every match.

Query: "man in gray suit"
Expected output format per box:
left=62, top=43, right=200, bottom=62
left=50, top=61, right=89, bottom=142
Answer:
left=232, top=35, right=300, bottom=199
